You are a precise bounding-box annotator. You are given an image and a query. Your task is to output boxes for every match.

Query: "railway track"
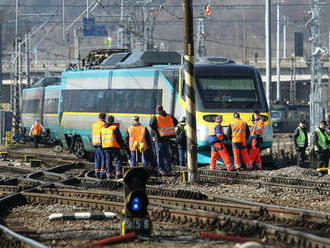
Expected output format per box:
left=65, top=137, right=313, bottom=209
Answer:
left=1, top=185, right=330, bottom=248
left=1, top=159, right=330, bottom=247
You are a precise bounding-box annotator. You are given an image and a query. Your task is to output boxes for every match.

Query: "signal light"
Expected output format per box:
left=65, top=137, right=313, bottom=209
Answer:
left=121, top=167, right=151, bottom=236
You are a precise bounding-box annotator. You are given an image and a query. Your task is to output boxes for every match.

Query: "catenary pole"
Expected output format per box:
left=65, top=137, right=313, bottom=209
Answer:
left=276, top=0, right=281, bottom=101
left=265, top=0, right=271, bottom=106
left=183, top=0, right=198, bottom=183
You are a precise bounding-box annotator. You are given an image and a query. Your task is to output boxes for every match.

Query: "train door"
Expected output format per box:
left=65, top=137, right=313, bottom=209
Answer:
left=161, top=69, right=179, bottom=115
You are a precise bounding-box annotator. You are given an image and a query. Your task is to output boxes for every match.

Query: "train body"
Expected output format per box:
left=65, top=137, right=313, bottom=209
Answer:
left=22, top=51, right=272, bottom=163
left=271, top=104, right=310, bottom=133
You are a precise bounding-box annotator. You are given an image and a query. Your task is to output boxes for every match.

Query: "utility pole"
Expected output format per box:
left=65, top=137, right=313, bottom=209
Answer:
left=283, top=15, right=287, bottom=59
left=25, top=34, right=30, bottom=88
left=183, top=0, right=198, bottom=183
left=308, top=0, right=326, bottom=132
left=243, top=8, right=247, bottom=64
left=13, top=0, right=20, bottom=137
left=196, top=17, right=206, bottom=57
left=276, top=0, right=281, bottom=102
left=62, top=0, right=65, bottom=40
left=290, top=53, right=296, bottom=104
left=265, top=0, right=271, bottom=106
left=74, top=29, right=80, bottom=65
left=118, top=0, right=126, bottom=49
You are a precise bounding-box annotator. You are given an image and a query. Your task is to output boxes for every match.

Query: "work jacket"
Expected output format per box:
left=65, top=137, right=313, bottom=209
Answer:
left=92, top=120, right=105, bottom=146
left=313, top=128, right=327, bottom=151
left=250, top=118, right=264, bottom=138
left=208, top=122, right=225, bottom=145
left=229, top=118, right=249, bottom=143
left=293, top=126, right=308, bottom=148
left=149, top=111, right=178, bottom=141
left=30, top=123, right=43, bottom=136
left=101, top=124, right=124, bottom=149
left=127, top=124, right=148, bottom=152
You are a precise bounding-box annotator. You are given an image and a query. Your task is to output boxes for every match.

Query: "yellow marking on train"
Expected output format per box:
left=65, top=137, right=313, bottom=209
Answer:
left=43, top=114, right=58, bottom=117
left=177, top=95, right=271, bottom=126
left=60, top=112, right=155, bottom=128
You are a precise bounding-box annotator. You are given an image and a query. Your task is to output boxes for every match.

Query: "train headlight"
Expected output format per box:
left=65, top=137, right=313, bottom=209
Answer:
left=203, top=115, right=217, bottom=123
left=260, top=115, right=268, bottom=122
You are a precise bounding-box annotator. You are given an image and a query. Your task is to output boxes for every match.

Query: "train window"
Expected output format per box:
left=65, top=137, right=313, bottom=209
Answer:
left=44, top=99, right=59, bottom=114
left=22, top=99, right=40, bottom=113
left=87, top=91, right=95, bottom=109
left=61, top=89, right=162, bottom=114
left=115, top=91, right=123, bottom=112
left=105, top=90, right=115, bottom=112
left=96, top=91, right=104, bottom=108
left=196, top=76, right=259, bottom=109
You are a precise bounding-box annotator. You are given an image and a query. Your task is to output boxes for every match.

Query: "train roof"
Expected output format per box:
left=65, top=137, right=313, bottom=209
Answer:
left=99, top=51, right=181, bottom=68
left=194, top=62, right=258, bottom=76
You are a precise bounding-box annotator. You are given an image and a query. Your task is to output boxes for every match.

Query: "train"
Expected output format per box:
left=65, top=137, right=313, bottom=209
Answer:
left=21, top=51, right=272, bottom=163
left=270, top=104, right=310, bottom=133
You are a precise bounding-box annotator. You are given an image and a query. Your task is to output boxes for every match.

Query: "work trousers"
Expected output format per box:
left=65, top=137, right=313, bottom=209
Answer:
left=177, top=144, right=186, bottom=167
left=296, top=147, right=306, bottom=167
left=33, top=135, right=41, bottom=148
left=232, top=142, right=252, bottom=170
left=155, top=139, right=172, bottom=172
left=210, top=142, right=234, bottom=171
left=316, top=149, right=328, bottom=169
left=249, top=139, right=262, bottom=169
left=94, top=146, right=106, bottom=178
left=130, top=150, right=148, bottom=168
left=104, top=148, right=122, bottom=177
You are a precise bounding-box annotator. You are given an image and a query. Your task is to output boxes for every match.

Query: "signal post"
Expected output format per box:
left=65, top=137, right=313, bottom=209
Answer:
left=183, top=0, right=199, bottom=183
left=121, top=167, right=151, bottom=236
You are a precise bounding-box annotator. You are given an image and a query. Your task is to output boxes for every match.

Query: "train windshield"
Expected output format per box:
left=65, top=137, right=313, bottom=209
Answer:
left=271, top=111, right=281, bottom=118
left=196, top=76, right=260, bottom=109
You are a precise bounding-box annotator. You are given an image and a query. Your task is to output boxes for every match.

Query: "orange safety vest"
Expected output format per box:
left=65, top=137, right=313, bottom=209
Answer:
left=128, top=124, right=147, bottom=152
left=92, top=120, right=105, bottom=146
left=32, top=123, right=42, bottom=136
left=156, top=114, right=176, bottom=137
left=231, top=118, right=246, bottom=143
left=208, top=122, right=224, bottom=140
left=101, top=125, right=120, bottom=148
left=251, top=118, right=264, bottom=136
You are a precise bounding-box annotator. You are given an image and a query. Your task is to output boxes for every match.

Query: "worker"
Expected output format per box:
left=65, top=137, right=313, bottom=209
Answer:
left=292, top=120, right=308, bottom=167
left=226, top=112, right=252, bottom=171
left=208, top=115, right=234, bottom=171
left=249, top=110, right=265, bottom=170
left=92, top=113, right=106, bottom=179
left=176, top=117, right=187, bottom=167
left=29, top=119, right=45, bottom=148
left=101, top=115, right=125, bottom=180
left=313, top=120, right=328, bottom=171
left=326, top=126, right=330, bottom=168
left=126, top=116, right=151, bottom=168
left=149, top=105, right=178, bottom=175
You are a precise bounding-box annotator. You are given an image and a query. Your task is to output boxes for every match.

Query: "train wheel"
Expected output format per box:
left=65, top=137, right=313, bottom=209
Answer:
left=74, top=137, right=85, bottom=158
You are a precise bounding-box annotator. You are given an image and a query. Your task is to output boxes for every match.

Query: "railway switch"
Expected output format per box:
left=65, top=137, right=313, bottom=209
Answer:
left=121, top=166, right=152, bottom=236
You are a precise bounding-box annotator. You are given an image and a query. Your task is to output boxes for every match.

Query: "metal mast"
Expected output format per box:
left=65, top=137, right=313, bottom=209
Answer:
left=309, top=0, right=326, bottom=132
left=118, top=0, right=126, bottom=48
left=276, top=0, right=281, bottom=102
left=144, top=0, right=158, bottom=51
left=197, top=17, right=206, bottom=57
left=265, top=0, right=271, bottom=106
left=13, top=0, right=20, bottom=137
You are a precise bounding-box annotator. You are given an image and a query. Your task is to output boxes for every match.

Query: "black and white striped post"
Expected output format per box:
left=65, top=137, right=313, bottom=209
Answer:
left=183, top=0, right=198, bottom=183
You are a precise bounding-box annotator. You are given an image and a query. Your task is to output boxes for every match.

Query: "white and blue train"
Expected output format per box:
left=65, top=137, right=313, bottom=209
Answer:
left=22, top=51, right=272, bottom=163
